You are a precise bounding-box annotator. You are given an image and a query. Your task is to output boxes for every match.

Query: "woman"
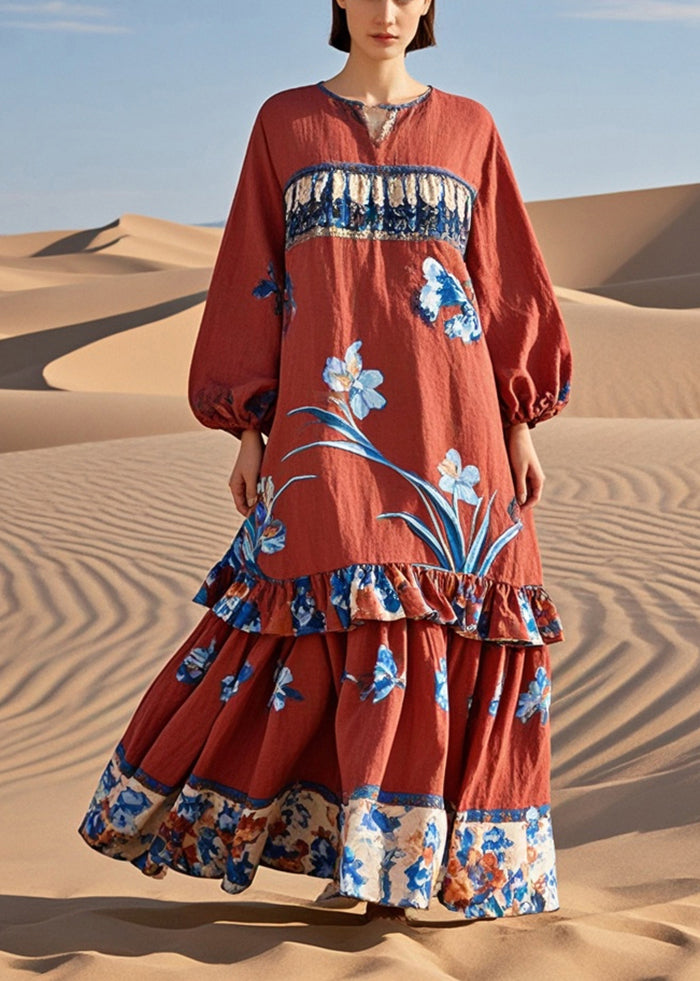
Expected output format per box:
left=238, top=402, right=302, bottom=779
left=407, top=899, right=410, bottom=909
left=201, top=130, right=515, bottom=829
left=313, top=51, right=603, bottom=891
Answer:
left=78, top=0, right=572, bottom=923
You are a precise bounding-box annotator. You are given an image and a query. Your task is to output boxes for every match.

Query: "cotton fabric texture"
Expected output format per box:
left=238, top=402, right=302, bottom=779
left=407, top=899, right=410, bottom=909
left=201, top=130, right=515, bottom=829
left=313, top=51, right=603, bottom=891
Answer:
left=78, top=81, right=572, bottom=919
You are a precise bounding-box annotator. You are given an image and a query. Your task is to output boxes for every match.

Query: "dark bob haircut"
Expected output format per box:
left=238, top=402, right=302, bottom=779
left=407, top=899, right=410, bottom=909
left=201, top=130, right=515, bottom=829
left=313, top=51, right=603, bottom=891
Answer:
left=329, top=1, right=436, bottom=53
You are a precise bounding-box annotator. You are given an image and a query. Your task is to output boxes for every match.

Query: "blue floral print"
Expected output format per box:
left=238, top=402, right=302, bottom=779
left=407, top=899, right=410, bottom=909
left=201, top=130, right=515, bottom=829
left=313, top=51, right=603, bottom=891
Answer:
left=268, top=664, right=304, bottom=712
left=435, top=656, right=448, bottom=710
left=284, top=362, right=522, bottom=576
left=290, top=576, right=327, bottom=633
left=233, top=473, right=315, bottom=577
left=340, top=845, right=368, bottom=890
left=79, top=743, right=559, bottom=916
left=342, top=644, right=406, bottom=703
left=176, top=637, right=218, bottom=684
left=515, top=665, right=551, bottom=726
left=176, top=792, right=213, bottom=824
left=226, top=851, right=255, bottom=887
left=280, top=785, right=313, bottom=830
left=110, top=787, right=151, bottom=832
left=404, top=853, right=433, bottom=901
left=329, top=570, right=352, bottom=628
left=199, top=556, right=557, bottom=645
left=197, top=827, right=220, bottom=865
left=220, top=659, right=254, bottom=702
left=417, top=256, right=482, bottom=344
left=355, top=565, right=402, bottom=615
left=404, top=819, right=443, bottom=904
left=252, top=260, right=296, bottom=335
left=310, top=836, right=336, bottom=878
left=322, top=340, right=386, bottom=420
left=516, top=588, right=542, bottom=643
left=360, top=805, right=402, bottom=835
left=437, top=449, right=480, bottom=506
left=424, top=819, right=442, bottom=853
left=372, top=645, right=406, bottom=702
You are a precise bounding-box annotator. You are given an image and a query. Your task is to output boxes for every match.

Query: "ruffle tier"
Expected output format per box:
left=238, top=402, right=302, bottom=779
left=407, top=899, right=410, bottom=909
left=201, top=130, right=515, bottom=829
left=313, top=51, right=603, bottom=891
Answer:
left=78, top=612, right=559, bottom=918
left=193, top=551, right=564, bottom=646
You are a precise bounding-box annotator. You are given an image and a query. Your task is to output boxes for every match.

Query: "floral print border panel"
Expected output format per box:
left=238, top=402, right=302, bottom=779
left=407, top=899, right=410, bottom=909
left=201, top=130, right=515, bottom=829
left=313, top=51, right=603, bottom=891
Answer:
left=79, top=744, right=558, bottom=918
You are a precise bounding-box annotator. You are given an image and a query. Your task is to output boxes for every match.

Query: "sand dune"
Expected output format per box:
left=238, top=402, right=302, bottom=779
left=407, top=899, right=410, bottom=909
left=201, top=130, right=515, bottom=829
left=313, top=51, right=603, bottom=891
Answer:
left=528, top=182, right=700, bottom=306
left=0, top=391, right=200, bottom=452
left=1, top=186, right=699, bottom=978
left=0, top=213, right=220, bottom=265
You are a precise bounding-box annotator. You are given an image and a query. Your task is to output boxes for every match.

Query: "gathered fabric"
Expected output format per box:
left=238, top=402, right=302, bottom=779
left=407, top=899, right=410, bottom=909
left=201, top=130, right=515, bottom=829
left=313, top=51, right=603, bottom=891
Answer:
left=79, top=611, right=557, bottom=918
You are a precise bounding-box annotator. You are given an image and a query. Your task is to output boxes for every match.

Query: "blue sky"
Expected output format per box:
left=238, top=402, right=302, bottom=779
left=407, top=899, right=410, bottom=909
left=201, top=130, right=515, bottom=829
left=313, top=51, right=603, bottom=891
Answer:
left=1, top=0, right=698, bottom=233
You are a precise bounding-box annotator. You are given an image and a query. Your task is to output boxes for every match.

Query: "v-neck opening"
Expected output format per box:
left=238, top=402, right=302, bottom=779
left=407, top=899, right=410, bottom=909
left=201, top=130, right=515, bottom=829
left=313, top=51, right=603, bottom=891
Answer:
left=316, top=79, right=433, bottom=111
left=316, top=80, right=434, bottom=147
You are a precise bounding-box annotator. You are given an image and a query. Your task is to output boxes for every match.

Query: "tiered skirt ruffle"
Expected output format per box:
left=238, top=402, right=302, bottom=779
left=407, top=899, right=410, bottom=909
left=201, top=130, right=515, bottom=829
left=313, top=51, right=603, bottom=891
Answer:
left=79, top=608, right=559, bottom=918
left=193, top=553, right=564, bottom=647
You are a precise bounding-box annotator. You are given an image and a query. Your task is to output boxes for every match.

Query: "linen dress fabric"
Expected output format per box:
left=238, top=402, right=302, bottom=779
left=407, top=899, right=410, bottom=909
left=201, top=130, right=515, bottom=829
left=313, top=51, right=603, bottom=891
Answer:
left=78, top=81, right=572, bottom=919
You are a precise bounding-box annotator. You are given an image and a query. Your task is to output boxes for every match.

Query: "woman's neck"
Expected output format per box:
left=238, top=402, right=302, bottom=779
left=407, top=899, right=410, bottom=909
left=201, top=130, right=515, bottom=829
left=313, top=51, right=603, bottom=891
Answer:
left=323, top=55, right=427, bottom=107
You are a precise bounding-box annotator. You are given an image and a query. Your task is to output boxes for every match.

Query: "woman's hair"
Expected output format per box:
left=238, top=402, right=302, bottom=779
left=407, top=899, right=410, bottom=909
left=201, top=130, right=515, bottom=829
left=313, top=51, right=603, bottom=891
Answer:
left=329, top=1, right=436, bottom=53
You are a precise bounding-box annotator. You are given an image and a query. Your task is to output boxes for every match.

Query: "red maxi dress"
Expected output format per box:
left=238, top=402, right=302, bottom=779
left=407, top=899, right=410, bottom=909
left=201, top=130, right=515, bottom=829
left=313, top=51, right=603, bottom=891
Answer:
left=78, top=81, right=573, bottom=918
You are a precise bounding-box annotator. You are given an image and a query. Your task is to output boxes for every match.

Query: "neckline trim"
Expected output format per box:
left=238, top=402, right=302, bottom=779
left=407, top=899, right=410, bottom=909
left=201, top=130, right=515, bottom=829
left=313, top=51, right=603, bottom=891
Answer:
left=316, top=79, right=433, bottom=110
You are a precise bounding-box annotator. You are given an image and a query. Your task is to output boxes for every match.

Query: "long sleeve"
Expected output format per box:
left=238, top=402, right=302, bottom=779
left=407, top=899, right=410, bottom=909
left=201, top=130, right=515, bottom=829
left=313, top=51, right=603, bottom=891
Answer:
left=465, top=115, right=572, bottom=429
left=188, top=104, right=289, bottom=439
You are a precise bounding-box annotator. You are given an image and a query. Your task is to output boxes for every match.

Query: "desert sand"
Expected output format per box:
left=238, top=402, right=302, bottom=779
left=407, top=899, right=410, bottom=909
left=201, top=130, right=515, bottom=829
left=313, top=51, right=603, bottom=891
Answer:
left=1, top=184, right=699, bottom=979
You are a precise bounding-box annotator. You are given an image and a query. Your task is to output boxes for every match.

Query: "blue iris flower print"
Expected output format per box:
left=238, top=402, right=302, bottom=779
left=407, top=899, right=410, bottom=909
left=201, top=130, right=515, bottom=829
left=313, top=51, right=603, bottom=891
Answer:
left=372, top=644, right=406, bottom=702
left=434, top=656, right=448, bottom=710
left=176, top=637, right=218, bottom=684
left=252, top=260, right=296, bottom=335
left=515, top=665, right=551, bottom=726
left=284, top=369, right=522, bottom=576
left=342, top=644, right=406, bottom=703
left=437, top=449, right=480, bottom=506
left=220, top=659, right=254, bottom=702
left=268, top=664, right=304, bottom=712
left=322, top=340, right=386, bottom=420
left=233, top=473, right=315, bottom=576
left=418, top=256, right=482, bottom=344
